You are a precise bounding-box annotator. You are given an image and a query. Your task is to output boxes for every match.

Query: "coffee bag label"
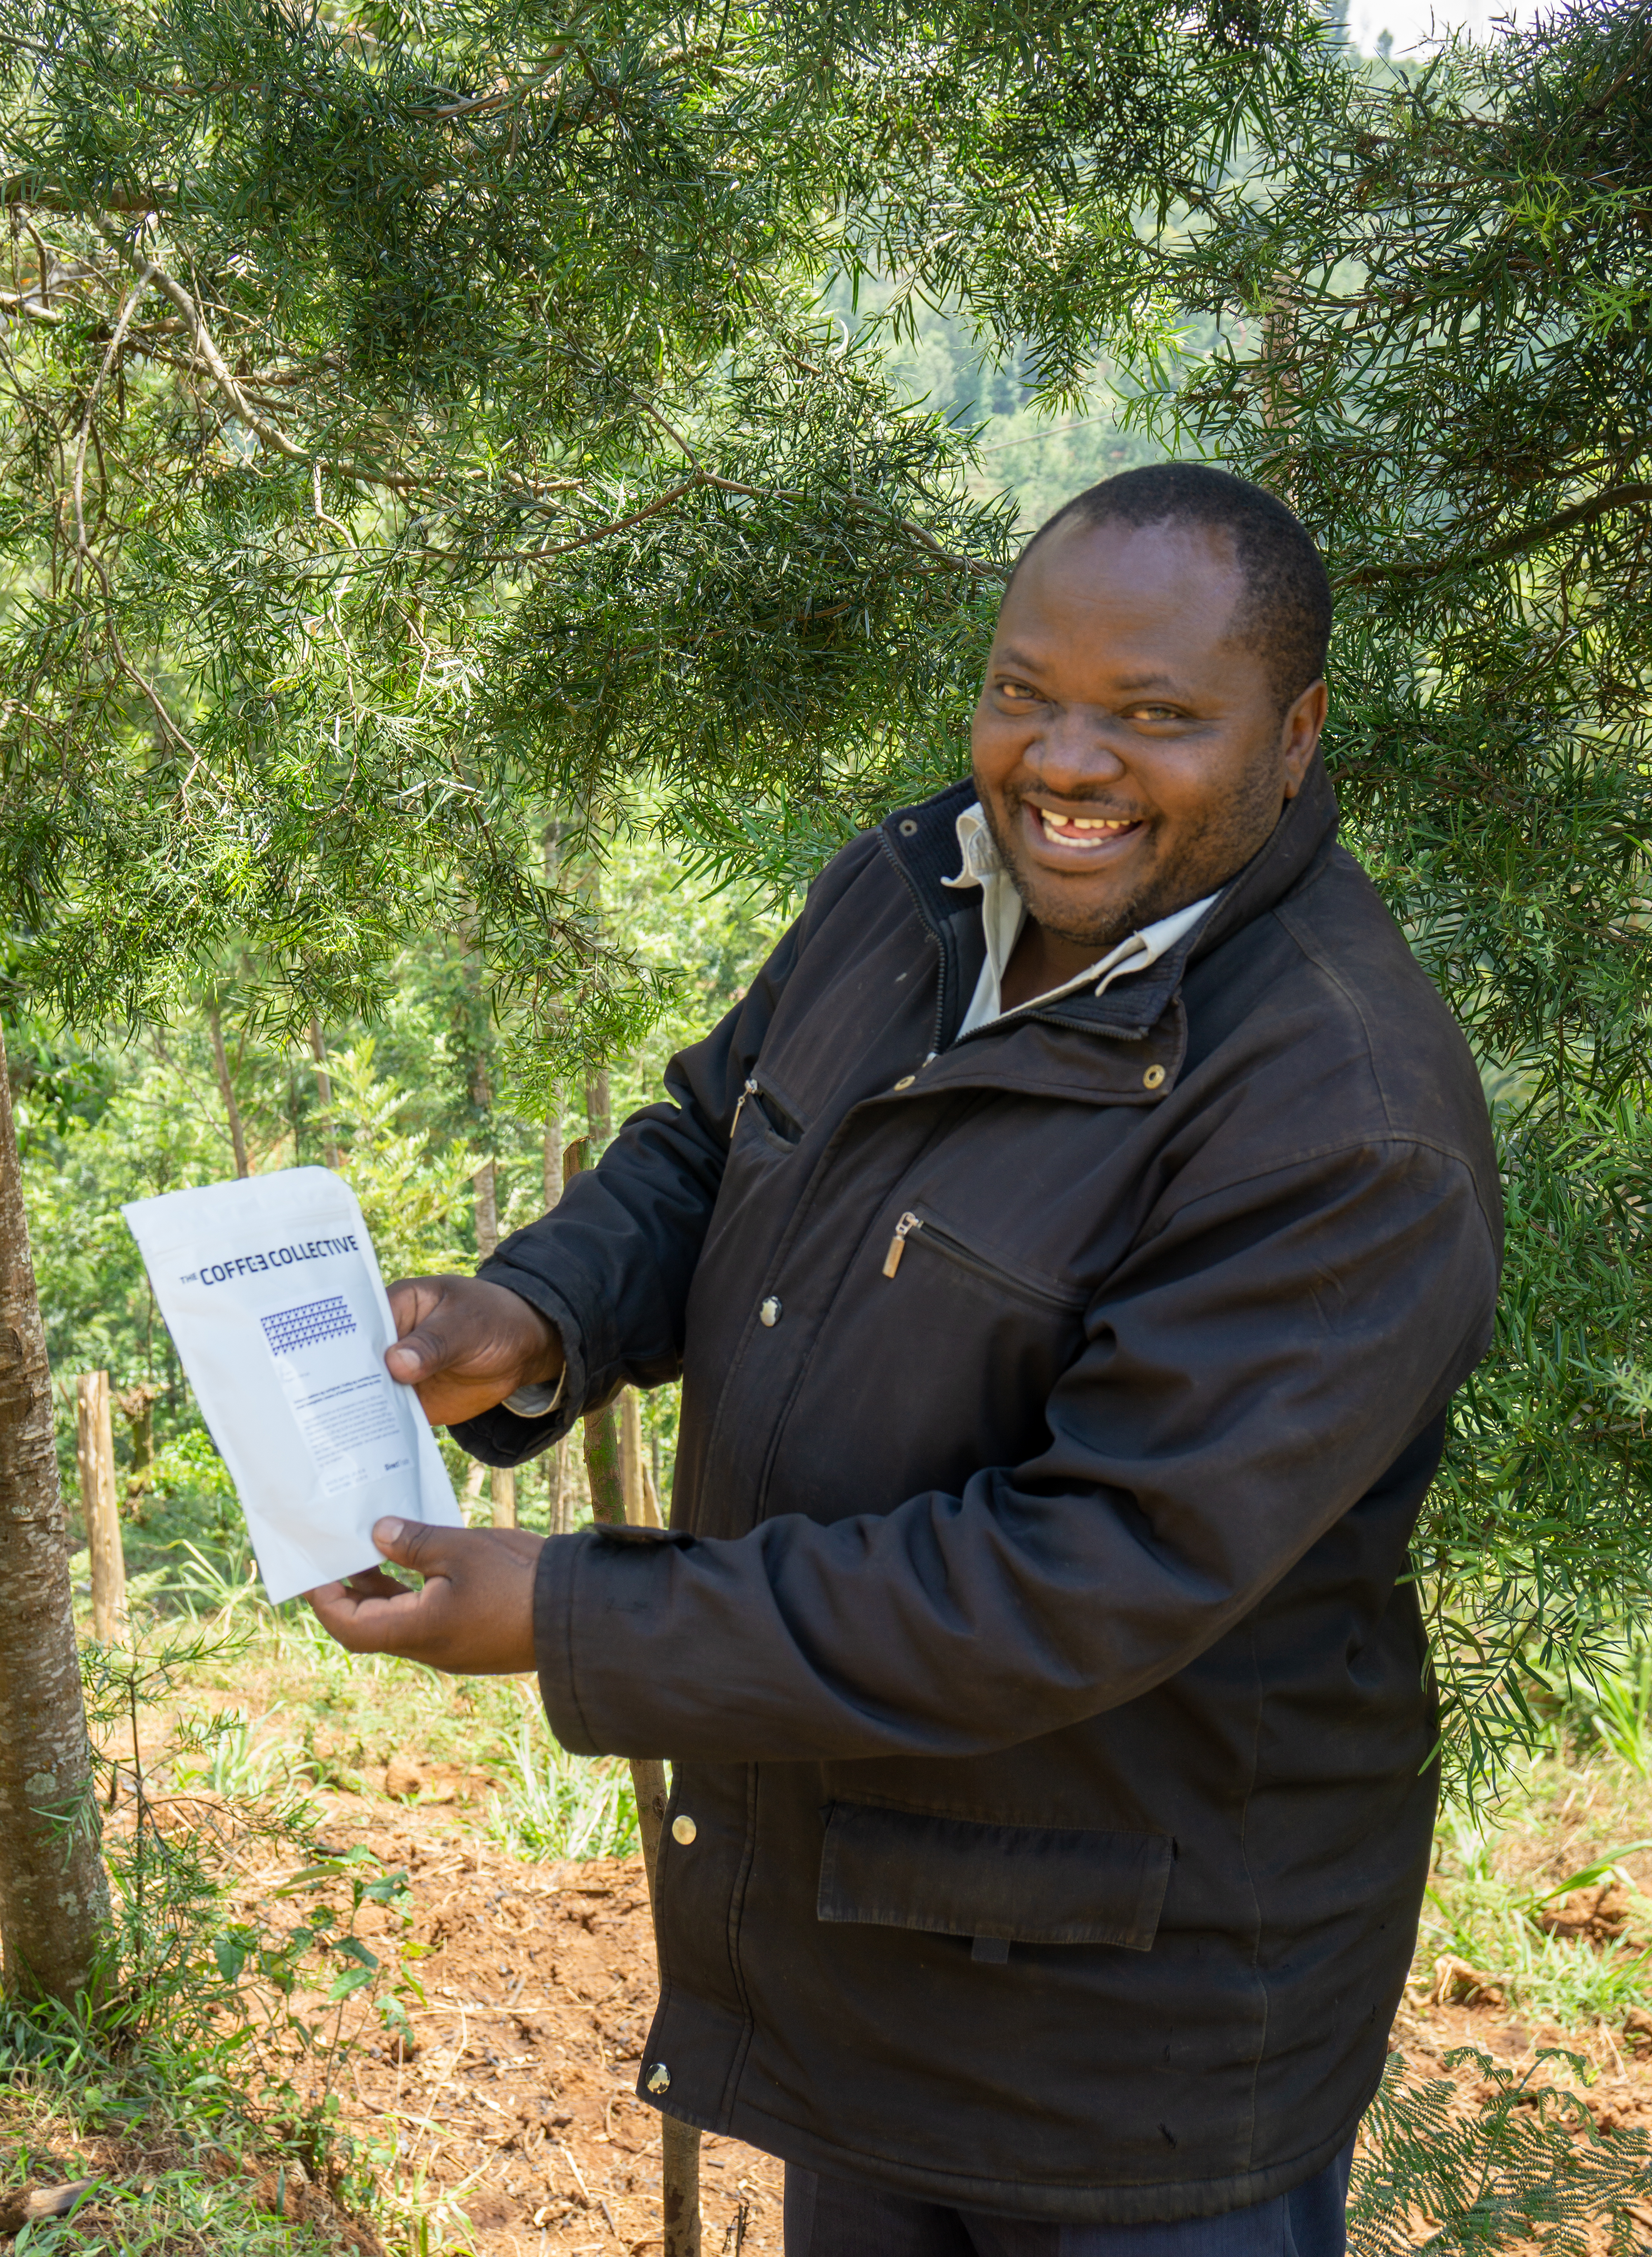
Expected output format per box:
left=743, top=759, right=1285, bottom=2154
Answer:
left=123, top=1168, right=461, bottom=1603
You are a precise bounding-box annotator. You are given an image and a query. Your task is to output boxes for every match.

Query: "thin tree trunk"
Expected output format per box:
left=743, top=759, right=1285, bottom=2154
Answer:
left=307, top=1016, right=342, bottom=1169
left=585, top=1066, right=610, bottom=1149
left=114, top=1383, right=158, bottom=1509
left=76, top=1373, right=124, bottom=1642
left=0, top=1025, right=109, bottom=2005
left=622, top=1389, right=662, bottom=1528
left=473, top=1157, right=498, bottom=1259
left=543, top=1096, right=562, bottom=1215
left=207, top=1002, right=250, bottom=1177
left=542, top=823, right=565, bottom=1217
left=490, top=1464, right=516, bottom=1528
left=568, top=1138, right=699, bottom=2256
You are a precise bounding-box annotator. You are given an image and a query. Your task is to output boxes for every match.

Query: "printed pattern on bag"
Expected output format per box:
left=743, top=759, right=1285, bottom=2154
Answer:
left=261, top=1296, right=358, bottom=1355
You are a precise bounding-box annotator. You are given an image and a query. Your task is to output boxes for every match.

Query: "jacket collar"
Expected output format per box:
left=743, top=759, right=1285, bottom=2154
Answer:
left=879, top=757, right=1340, bottom=1044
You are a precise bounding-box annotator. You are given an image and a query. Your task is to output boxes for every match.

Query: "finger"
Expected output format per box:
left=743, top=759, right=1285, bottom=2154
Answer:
left=344, top=1564, right=412, bottom=1598
left=308, top=1578, right=440, bottom=1656
left=386, top=1276, right=444, bottom=1342
left=371, top=1515, right=451, bottom=1578
left=385, top=1317, right=453, bottom=1383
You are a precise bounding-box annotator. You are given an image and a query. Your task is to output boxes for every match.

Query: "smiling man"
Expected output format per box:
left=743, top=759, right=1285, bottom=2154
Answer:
left=311, top=465, right=1502, bottom=2256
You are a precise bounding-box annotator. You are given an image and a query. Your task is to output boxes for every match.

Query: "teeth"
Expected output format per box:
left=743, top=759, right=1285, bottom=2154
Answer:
left=1040, top=810, right=1131, bottom=838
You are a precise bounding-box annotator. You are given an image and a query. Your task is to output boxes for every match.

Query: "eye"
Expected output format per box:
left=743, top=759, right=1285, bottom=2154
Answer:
left=996, top=678, right=1039, bottom=704
left=1126, top=703, right=1182, bottom=722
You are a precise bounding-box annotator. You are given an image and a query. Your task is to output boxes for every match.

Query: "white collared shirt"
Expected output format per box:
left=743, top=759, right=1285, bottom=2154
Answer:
left=943, top=802, right=1215, bottom=1036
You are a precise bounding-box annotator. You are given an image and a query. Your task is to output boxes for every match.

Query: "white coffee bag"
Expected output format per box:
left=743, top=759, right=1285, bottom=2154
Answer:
left=122, top=1167, right=462, bottom=1603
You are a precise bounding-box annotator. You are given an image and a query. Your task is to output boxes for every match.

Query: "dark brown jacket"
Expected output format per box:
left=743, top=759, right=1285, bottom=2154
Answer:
left=458, top=762, right=1502, bottom=2223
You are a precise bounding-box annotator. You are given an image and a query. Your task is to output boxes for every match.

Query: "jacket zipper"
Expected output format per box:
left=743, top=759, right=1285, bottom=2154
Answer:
left=880, top=1210, right=1081, bottom=1309
left=730, top=1076, right=759, bottom=1140
left=882, top=1210, right=922, bottom=1276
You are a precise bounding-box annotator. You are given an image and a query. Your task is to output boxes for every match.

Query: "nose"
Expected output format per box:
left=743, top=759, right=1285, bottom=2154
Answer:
left=1026, top=707, right=1127, bottom=796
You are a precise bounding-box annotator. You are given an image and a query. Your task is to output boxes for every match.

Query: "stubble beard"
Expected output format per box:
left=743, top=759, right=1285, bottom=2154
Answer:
left=979, top=764, right=1287, bottom=955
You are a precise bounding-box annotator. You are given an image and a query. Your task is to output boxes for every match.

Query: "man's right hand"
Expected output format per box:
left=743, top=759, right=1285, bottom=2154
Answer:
left=384, top=1274, right=565, bottom=1429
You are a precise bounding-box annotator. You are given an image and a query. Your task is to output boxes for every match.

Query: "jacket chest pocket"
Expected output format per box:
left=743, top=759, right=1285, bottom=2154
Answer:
left=817, top=1802, right=1173, bottom=1965
left=731, top=1075, right=804, bottom=1151
left=879, top=1207, right=1084, bottom=1311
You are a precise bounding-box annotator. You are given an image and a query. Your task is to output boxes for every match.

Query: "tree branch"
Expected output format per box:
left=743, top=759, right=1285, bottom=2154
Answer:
left=71, top=261, right=154, bottom=579
left=1341, top=482, right=1652, bottom=586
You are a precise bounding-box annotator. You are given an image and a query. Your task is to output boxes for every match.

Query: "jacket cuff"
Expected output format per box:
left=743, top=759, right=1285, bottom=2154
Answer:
left=448, top=1259, right=588, bottom=1468
left=533, top=1523, right=698, bottom=1755
left=534, top=1533, right=598, bottom=1754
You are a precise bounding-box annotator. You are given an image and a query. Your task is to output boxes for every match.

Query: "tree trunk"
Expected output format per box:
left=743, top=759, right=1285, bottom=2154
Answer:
left=76, top=1373, right=124, bottom=1642
left=567, top=1137, right=699, bottom=2255
left=542, top=824, right=565, bottom=1216
left=473, top=1158, right=498, bottom=1260
left=471, top=1118, right=514, bottom=1525
left=0, top=1026, right=109, bottom=2005
left=622, top=1390, right=662, bottom=1528
left=543, top=1097, right=563, bottom=1215
left=207, top=1001, right=250, bottom=1177
left=585, top=1067, right=610, bottom=1149
left=307, top=1017, right=342, bottom=1169
left=114, top=1382, right=158, bottom=1510
left=490, top=1464, right=516, bottom=1528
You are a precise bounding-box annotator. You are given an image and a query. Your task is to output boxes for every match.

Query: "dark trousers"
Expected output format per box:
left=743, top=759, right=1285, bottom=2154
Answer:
left=783, top=2137, right=1355, bottom=2257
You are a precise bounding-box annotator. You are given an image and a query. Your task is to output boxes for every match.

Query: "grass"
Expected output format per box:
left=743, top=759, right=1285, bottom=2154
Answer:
left=484, top=1708, right=639, bottom=1863
left=1418, top=1647, right=1652, bottom=2029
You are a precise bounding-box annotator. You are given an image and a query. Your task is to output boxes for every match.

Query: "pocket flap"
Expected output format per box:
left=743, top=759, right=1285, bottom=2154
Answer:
left=817, top=1802, right=1172, bottom=1952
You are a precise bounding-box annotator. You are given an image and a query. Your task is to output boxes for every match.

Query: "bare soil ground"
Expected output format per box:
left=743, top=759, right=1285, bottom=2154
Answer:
left=233, top=1799, right=1652, bottom=2256
left=238, top=1805, right=788, bottom=2257
left=14, top=1743, right=1652, bottom=2255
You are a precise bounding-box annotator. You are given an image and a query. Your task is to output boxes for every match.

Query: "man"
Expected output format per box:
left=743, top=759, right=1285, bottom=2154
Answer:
left=311, top=465, right=1502, bottom=2254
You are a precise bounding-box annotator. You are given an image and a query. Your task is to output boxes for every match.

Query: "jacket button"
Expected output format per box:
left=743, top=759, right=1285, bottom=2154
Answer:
left=899, top=819, right=919, bottom=835
left=893, top=1075, right=915, bottom=1090
left=760, top=1296, right=781, bottom=1326
left=672, top=1815, right=697, bottom=1845
left=646, top=2062, right=672, bottom=2094
left=1143, top=1065, right=1166, bottom=1090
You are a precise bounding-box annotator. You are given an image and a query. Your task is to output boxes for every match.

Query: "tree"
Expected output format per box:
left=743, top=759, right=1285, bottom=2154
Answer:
left=883, top=0, right=1652, bottom=1788
left=0, top=1022, right=108, bottom=2006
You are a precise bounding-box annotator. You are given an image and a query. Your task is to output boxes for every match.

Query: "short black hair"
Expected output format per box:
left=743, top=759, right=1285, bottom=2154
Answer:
left=1017, top=463, right=1333, bottom=713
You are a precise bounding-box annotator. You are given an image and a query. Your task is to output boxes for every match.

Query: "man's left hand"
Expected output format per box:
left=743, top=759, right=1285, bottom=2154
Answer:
left=306, top=1517, right=544, bottom=1674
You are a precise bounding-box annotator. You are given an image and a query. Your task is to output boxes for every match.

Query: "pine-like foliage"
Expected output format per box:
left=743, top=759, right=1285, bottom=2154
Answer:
left=1146, top=2, right=1652, bottom=1794
left=1350, top=2050, right=1652, bottom=2257
left=0, top=0, right=1311, bottom=1081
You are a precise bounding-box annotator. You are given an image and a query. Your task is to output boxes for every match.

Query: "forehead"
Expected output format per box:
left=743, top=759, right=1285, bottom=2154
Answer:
left=994, top=516, right=1246, bottom=669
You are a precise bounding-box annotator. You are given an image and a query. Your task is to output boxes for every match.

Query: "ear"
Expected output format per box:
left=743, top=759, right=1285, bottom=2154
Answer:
left=1279, top=679, right=1328, bottom=800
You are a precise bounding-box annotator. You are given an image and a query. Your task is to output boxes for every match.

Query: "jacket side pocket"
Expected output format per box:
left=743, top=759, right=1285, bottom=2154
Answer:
left=817, top=1802, right=1173, bottom=1955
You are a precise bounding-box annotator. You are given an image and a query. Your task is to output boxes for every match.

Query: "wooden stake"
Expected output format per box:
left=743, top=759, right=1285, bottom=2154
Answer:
left=76, top=1372, right=124, bottom=1645
left=568, top=1139, right=700, bottom=2257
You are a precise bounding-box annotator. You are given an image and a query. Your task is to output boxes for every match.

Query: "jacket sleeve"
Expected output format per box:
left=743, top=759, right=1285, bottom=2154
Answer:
left=533, top=1135, right=1500, bottom=1760
left=451, top=833, right=881, bottom=1469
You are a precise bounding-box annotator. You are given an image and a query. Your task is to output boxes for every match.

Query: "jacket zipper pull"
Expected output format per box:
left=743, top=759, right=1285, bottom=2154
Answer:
left=730, top=1077, right=758, bottom=1140
left=882, top=1211, right=922, bottom=1278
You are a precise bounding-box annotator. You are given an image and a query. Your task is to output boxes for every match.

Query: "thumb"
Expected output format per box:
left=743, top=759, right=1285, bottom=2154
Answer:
left=385, top=1321, right=447, bottom=1381
left=373, top=1516, right=445, bottom=1574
